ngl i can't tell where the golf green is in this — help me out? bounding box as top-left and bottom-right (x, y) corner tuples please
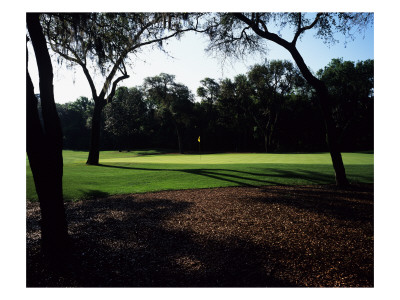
(26, 150), (373, 201)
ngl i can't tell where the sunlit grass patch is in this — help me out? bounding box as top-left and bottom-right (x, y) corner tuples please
(26, 150), (373, 201)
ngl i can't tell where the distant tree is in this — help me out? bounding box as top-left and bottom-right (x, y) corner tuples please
(197, 77), (221, 106)
(248, 60), (298, 152)
(104, 86), (148, 151)
(216, 75), (254, 151)
(196, 78), (220, 147)
(201, 12), (373, 185)
(57, 96), (94, 150)
(216, 78), (236, 136)
(233, 74), (255, 151)
(143, 73), (194, 153)
(42, 13), (195, 165)
(278, 92), (326, 152)
(26, 13), (69, 260)
(317, 58), (374, 149)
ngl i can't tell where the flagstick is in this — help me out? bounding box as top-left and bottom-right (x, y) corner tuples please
(198, 136), (201, 161)
(199, 140), (201, 161)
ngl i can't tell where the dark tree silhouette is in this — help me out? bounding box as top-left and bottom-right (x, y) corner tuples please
(103, 86), (148, 151)
(143, 73), (194, 154)
(317, 58), (374, 150)
(26, 13), (69, 259)
(42, 13), (199, 165)
(248, 60), (298, 152)
(201, 12), (373, 186)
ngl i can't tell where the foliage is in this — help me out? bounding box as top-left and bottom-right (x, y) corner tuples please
(42, 13), (201, 101)
(202, 13), (373, 59)
(56, 58), (373, 154)
(103, 87), (148, 150)
(44, 14), (189, 71)
(247, 60), (299, 152)
(40, 13), (202, 164)
(317, 59), (374, 149)
(197, 78), (220, 105)
(143, 73), (195, 153)
(56, 97), (94, 149)
(199, 12), (373, 185)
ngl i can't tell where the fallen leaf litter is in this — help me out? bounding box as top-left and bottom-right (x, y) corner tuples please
(26, 183), (373, 287)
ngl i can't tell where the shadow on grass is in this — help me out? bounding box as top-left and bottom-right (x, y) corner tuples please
(79, 189), (110, 200)
(97, 163), (336, 187)
(134, 149), (173, 156)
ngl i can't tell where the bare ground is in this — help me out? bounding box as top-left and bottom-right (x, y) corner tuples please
(26, 184), (373, 287)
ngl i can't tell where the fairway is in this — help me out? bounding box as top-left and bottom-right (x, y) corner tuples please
(26, 150), (373, 201)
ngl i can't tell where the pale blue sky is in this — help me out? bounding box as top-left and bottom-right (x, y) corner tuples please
(27, 14), (374, 104)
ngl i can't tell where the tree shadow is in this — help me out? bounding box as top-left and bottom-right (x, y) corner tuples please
(78, 189), (110, 199)
(97, 163), (338, 187)
(253, 184), (373, 222)
(134, 149), (172, 156)
(27, 195), (293, 287)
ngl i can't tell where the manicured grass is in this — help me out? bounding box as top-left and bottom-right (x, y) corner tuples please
(26, 150), (373, 201)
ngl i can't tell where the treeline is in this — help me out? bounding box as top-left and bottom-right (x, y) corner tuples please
(54, 58), (373, 153)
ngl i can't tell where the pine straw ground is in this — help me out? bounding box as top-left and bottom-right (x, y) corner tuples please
(26, 184), (373, 287)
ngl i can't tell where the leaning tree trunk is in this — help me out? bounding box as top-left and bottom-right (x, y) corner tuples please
(86, 99), (105, 165)
(288, 46), (349, 186)
(230, 13), (348, 186)
(313, 82), (349, 186)
(27, 13), (69, 259)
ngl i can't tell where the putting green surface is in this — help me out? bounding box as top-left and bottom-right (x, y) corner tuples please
(26, 150), (373, 201)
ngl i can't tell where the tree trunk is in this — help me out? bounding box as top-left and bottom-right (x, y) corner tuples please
(231, 13), (348, 185)
(263, 121), (274, 153)
(86, 100), (104, 165)
(314, 82), (349, 186)
(264, 133), (269, 153)
(175, 123), (184, 154)
(26, 13), (69, 259)
(288, 46), (349, 186)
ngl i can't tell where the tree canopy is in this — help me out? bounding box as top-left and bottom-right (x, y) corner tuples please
(55, 58), (373, 155)
(41, 13), (200, 164)
(198, 12), (373, 186)
(36, 12), (374, 184)
(143, 73), (194, 153)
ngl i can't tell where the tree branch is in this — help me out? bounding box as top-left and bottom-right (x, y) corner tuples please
(232, 13), (291, 49)
(106, 73), (130, 104)
(292, 13), (323, 46)
(100, 25), (197, 99)
(47, 37), (99, 100)
(80, 63), (99, 101)
(97, 17), (161, 100)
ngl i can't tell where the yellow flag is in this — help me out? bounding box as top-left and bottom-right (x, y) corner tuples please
(198, 136), (200, 143)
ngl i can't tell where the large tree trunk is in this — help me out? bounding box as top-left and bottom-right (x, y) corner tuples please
(313, 82), (349, 186)
(86, 100), (104, 165)
(26, 13), (69, 259)
(288, 46), (349, 186)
